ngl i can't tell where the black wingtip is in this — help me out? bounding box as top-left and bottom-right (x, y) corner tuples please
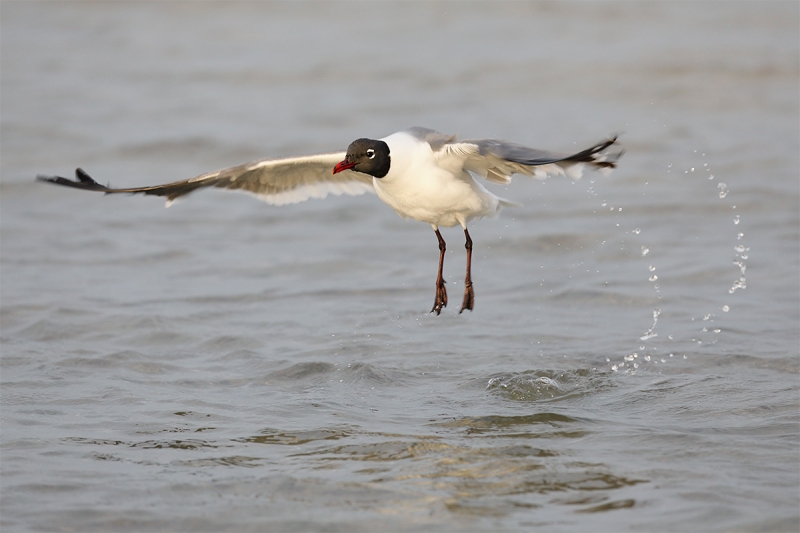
(561, 134), (625, 169)
(35, 168), (109, 192)
(75, 167), (95, 183)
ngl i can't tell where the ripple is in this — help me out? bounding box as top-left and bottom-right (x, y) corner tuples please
(296, 440), (428, 461)
(196, 335), (264, 352)
(575, 498), (636, 513)
(266, 362), (336, 381)
(15, 319), (86, 342)
(64, 437), (222, 450)
(238, 428), (350, 446)
(264, 361), (412, 387)
(338, 362), (410, 385)
(172, 455), (263, 468)
(443, 412), (577, 427)
(437, 412), (588, 439)
(56, 350), (180, 375)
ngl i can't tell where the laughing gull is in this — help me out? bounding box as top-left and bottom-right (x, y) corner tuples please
(37, 127), (622, 314)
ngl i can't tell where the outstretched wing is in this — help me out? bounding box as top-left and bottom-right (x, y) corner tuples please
(36, 152), (375, 206)
(440, 135), (623, 184)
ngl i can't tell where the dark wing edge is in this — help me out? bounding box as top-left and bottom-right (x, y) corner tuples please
(36, 168), (112, 192)
(36, 167), (220, 202)
(474, 135), (624, 170)
(455, 134), (623, 184)
(557, 135), (623, 170)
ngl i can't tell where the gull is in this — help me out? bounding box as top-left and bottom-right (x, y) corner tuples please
(37, 127), (622, 314)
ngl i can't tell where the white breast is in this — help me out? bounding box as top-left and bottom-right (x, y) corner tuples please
(373, 132), (503, 228)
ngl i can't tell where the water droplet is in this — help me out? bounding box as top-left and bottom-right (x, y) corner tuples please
(618, 207), (622, 212)
(714, 329), (721, 333)
(728, 278), (747, 293)
(601, 201), (607, 207)
(737, 232), (744, 240)
(668, 335), (674, 340)
(703, 314), (711, 321)
(734, 215), (740, 225)
(649, 265), (656, 271)
(634, 228), (641, 234)
(722, 305), (730, 312)
(644, 355), (651, 362)
(611, 364), (618, 372)
(683, 355), (687, 359)
(641, 246), (650, 256)
(708, 174), (715, 180)
(717, 182), (728, 198)
(649, 275), (658, 282)
(690, 167), (695, 172)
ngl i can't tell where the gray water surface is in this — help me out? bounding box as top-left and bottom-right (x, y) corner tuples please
(2, 2), (798, 531)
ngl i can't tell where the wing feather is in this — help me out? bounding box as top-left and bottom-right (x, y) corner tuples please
(36, 152), (375, 206)
(440, 136), (622, 184)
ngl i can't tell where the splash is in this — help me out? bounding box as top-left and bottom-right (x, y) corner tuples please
(609, 150), (750, 375)
(728, 213), (748, 294)
(640, 308), (661, 341)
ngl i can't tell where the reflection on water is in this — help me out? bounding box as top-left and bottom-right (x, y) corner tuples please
(64, 421), (647, 519)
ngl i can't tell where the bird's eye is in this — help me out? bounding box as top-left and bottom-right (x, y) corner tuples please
(366, 149), (375, 159)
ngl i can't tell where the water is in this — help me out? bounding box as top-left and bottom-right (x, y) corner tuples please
(2, 2), (798, 531)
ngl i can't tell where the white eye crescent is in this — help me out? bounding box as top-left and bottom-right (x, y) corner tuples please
(366, 149), (375, 159)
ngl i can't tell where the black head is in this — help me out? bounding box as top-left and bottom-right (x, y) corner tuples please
(332, 138), (390, 178)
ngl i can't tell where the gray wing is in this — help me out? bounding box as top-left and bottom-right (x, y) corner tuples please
(36, 152), (375, 206)
(446, 136), (622, 184)
(403, 126), (458, 152)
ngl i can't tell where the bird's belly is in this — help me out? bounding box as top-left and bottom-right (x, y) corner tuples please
(373, 174), (497, 228)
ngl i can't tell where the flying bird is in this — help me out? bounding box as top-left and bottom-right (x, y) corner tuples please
(37, 127), (622, 314)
